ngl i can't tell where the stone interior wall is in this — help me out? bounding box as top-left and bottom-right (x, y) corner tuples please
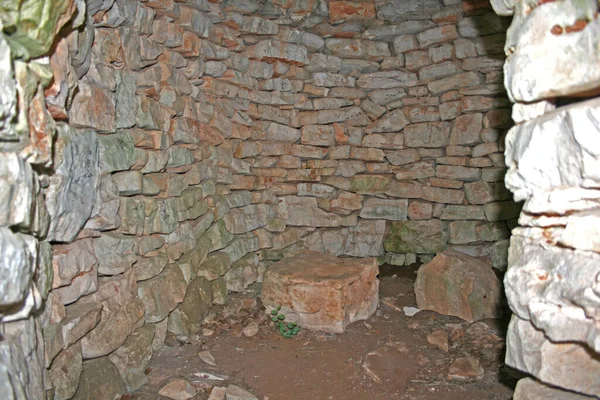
(0, 0), (518, 399)
(491, 0), (600, 398)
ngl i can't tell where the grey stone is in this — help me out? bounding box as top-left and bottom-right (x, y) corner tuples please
(0, 228), (34, 307)
(0, 153), (35, 229)
(97, 131), (136, 173)
(138, 265), (188, 323)
(325, 39), (391, 60)
(363, 20), (436, 40)
(46, 128), (100, 242)
(483, 201), (522, 221)
(108, 324), (155, 391)
(376, 0), (444, 22)
(49, 343), (83, 400)
(342, 220), (386, 257)
(512, 378), (596, 400)
(225, 254), (259, 292)
(72, 357), (126, 400)
(384, 220), (447, 254)
(357, 71), (418, 89)
(505, 98), (600, 202)
(360, 198), (408, 221)
(0, 35), (16, 140)
(112, 170), (143, 196)
(506, 316), (600, 398)
(365, 109), (408, 134)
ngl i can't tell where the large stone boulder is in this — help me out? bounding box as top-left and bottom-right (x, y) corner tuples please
(414, 249), (502, 323)
(260, 250), (379, 333)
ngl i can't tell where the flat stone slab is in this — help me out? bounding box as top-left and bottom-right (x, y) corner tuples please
(260, 251), (379, 333)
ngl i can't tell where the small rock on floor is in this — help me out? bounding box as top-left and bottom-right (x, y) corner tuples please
(158, 378), (196, 400)
(198, 350), (217, 366)
(242, 321), (259, 337)
(403, 306), (421, 316)
(226, 384), (258, 400)
(447, 357), (484, 381)
(208, 386), (227, 400)
(426, 329), (449, 353)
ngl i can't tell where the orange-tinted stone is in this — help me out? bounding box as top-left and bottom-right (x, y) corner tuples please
(261, 251), (379, 333)
(329, 1), (376, 21)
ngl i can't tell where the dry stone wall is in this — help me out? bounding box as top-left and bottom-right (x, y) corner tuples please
(491, 0), (600, 398)
(0, 0), (516, 399)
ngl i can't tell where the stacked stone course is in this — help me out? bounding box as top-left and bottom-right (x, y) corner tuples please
(491, 0), (600, 398)
(0, 0), (517, 398)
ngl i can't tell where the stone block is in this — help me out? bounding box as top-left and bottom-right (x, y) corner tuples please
(360, 198), (408, 221)
(506, 316), (600, 398)
(108, 325), (155, 392)
(72, 357), (126, 400)
(168, 277), (213, 336)
(261, 251), (379, 333)
(46, 128), (100, 242)
(415, 249), (502, 323)
(513, 378), (596, 400)
(0, 228), (34, 307)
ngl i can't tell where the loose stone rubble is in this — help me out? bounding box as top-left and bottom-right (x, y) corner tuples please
(415, 249), (502, 323)
(490, 0), (600, 397)
(0, 0), (521, 398)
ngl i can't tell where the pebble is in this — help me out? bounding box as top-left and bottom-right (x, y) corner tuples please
(198, 350), (217, 366)
(158, 378), (196, 400)
(203, 328), (215, 337)
(426, 329), (449, 353)
(242, 321), (259, 337)
(447, 357), (484, 381)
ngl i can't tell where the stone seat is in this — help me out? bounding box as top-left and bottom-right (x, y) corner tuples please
(260, 250), (379, 333)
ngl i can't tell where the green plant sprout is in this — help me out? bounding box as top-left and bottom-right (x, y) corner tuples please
(270, 305), (300, 339)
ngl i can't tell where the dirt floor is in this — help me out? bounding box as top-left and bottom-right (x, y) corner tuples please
(128, 264), (521, 400)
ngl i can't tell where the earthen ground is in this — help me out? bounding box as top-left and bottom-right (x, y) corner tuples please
(127, 265), (519, 400)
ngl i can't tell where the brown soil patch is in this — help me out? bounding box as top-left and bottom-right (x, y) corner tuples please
(128, 264), (520, 400)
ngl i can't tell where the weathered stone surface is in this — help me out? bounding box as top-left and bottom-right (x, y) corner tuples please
(278, 196), (342, 227)
(404, 122), (450, 148)
(46, 128), (100, 242)
(168, 277), (213, 336)
(224, 385), (258, 400)
(505, 98), (600, 201)
(108, 325), (155, 392)
(97, 131), (136, 173)
(48, 342), (82, 400)
(138, 265), (187, 323)
(512, 378), (596, 400)
(415, 250), (502, 323)
(225, 253), (259, 292)
(0, 228), (34, 307)
(506, 234), (600, 352)
(357, 71), (418, 89)
(503, 4), (600, 102)
(69, 82), (116, 132)
(447, 357), (484, 381)
(376, 0), (444, 22)
(0, 153), (36, 229)
(506, 316), (600, 398)
(360, 198), (408, 221)
(384, 220), (447, 254)
(224, 204), (268, 234)
(159, 379), (196, 400)
(72, 357), (126, 400)
(329, 1), (376, 21)
(245, 39), (308, 65)
(261, 251), (379, 333)
(325, 39), (391, 60)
